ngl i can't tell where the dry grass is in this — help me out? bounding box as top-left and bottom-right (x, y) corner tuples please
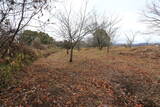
(0, 46), (160, 107)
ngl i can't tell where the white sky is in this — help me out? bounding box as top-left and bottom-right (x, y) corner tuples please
(28, 0), (160, 44)
(88, 0), (148, 43)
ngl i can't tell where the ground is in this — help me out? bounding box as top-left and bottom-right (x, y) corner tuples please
(0, 46), (160, 107)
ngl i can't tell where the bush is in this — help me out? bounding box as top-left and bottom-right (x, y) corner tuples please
(0, 43), (37, 88)
(19, 30), (55, 46)
(0, 71), (12, 88)
(0, 64), (12, 88)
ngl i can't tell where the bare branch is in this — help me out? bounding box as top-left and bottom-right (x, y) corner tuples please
(56, 1), (91, 62)
(125, 31), (138, 48)
(142, 0), (160, 34)
(0, 0), (54, 57)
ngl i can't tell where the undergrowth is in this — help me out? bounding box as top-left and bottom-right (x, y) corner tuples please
(0, 52), (36, 88)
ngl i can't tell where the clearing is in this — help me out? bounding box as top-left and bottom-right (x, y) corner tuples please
(0, 46), (160, 107)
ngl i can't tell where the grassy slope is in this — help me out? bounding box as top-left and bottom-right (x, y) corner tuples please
(0, 46), (160, 107)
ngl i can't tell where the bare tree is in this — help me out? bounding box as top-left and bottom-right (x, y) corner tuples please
(0, 0), (54, 58)
(125, 31), (138, 48)
(89, 12), (120, 52)
(63, 40), (71, 55)
(142, 0), (160, 34)
(92, 29), (110, 51)
(105, 16), (120, 45)
(56, 2), (92, 62)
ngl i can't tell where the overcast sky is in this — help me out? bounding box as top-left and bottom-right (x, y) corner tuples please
(29, 0), (160, 43)
(83, 0), (149, 43)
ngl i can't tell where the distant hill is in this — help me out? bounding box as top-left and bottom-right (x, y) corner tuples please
(113, 43), (160, 46)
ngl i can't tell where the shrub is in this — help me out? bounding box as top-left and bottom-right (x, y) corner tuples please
(0, 64), (12, 88)
(0, 43), (37, 88)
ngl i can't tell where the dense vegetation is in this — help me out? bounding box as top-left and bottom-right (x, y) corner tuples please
(19, 30), (55, 46)
(0, 29), (56, 89)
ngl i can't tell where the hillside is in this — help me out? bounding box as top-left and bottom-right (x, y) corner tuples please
(0, 46), (160, 107)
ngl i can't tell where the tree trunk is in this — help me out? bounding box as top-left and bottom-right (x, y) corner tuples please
(66, 49), (69, 55)
(69, 47), (73, 62)
(77, 45), (80, 51)
(107, 46), (110, 53)
(99, 46), (103, 50)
